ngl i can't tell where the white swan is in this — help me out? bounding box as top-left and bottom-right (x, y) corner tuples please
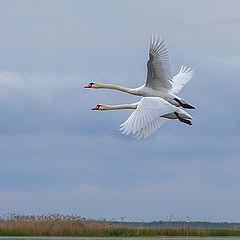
(92, 97), (193, 139)
(85, 35), (195, 109)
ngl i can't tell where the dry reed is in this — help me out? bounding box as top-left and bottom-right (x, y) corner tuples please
(1, 213), (240, 236)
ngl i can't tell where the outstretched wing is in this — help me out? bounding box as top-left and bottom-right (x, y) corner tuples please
(119, 97), (177, 139)
(171, 66), (195, 94)
(145, 35), (173, 91)
(133, 117), (167, 140)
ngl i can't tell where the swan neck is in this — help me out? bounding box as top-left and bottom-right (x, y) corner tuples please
(103, 103), (138, 110)
(99, 83), (136, 94)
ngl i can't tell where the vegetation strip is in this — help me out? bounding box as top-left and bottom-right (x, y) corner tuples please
(0, 214), (240, 237)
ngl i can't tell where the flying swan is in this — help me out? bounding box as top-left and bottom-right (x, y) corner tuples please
(85, 35), (195, 109)
(92, 97), (193, 139)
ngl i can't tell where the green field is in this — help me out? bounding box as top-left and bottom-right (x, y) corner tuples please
(1, 214), (240, 237)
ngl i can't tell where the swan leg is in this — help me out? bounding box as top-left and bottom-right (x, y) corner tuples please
(174, 112), (192, 125)
(174, 98), (195, 109)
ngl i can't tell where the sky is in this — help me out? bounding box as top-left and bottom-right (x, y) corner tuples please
(0, 0), (239, 222)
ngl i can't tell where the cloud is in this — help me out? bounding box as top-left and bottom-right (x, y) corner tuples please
(1, 179), (240, 222)
(0, 71), (106, 135)
(0, 0), (239, 222)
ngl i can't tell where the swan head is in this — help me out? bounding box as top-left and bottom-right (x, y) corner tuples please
(84, 82), (101, 88)
(91, 104), (107, 110)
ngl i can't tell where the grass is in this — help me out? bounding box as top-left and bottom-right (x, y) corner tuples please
(0, 213), (240, 237)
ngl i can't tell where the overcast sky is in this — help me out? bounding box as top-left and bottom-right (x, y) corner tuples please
(0, 0), (239, 222)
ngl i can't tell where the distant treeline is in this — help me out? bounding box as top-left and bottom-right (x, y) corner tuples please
(109, 220), (240, 228)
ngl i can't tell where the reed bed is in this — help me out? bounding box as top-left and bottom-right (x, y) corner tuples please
(1, 213), (240, 236)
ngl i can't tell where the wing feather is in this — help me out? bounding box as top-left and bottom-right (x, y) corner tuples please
(133, 117), (167, 140)
(120, 97), (177, 139)
(145, 35), (173, 91)
(171, 66), (195, 94)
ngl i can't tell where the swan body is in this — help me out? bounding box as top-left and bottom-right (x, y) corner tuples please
(85, 36), (195, 109)
(92, 97), (193, 139)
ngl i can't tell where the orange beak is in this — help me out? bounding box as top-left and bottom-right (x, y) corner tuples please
(84, 83), (92, 88)
(91, 106), (99, 110)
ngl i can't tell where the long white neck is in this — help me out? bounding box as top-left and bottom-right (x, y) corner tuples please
(101, 103), (138, 110)
(97, 83), (139, 95)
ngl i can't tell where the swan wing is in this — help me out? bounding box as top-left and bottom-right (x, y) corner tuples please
(145, 35), (173, 91)
(133, 117), (167, 140)
(119, 97), (177, 139)
(171, 66), (195, 94)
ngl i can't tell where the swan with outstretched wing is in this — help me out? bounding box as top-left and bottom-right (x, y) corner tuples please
(85, 35), (195, 109)
(92, 97), (193, 139)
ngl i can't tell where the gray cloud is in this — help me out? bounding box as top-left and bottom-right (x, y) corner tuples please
(0, 0), (239, 221)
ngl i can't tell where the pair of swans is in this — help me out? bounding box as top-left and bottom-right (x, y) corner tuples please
(86, 36), (195, 139)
